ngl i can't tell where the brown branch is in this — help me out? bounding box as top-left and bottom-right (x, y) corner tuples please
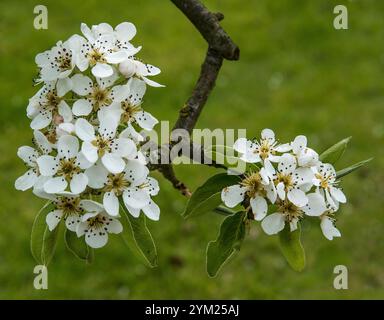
(158, 0), (240, 195)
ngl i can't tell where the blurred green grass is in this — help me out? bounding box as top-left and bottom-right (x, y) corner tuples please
(0, 0), (383, 299)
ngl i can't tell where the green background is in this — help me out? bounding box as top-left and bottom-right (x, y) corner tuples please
(0, 0), (383, 299)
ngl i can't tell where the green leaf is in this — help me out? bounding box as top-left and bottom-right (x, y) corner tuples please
(119, 201), (158, 268)
(206, 211), (246, 277)
(30, 201), (61, 266)
(336, 158), (373, 179)
(183, 173), (241, 219)
(319, 137), (351, 164)
(278, 223), (305, 272)
(64, 229), (93, 264)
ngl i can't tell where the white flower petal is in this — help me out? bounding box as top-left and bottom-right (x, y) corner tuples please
(17, 146), (39, 166)
(221, 185), (245, 208)
(75, 118), (96, 142)
(71, 74), (93, 96)
(72, 99), (92, 116)
(85, 162), (108, 188)
(65, 214), (81, 232)
(31, 112), (52, 130)
(261, 213), (285, 235)
(15, 169), (38, 191)
(44, 176), (68, 194)
(56, 77), (72, 96)
(287, 188), (308, 207)
(81, 142), (98, 163)
(85, 229), (108, 248)
(57, 135), (79, 159)
(105, 51), (127, 64)
(134, 111), (158, 130)
(320, 217), (341, 240)
(276, 182), (286, 200)
(102, 153), (125, 174)
(278, 153), (296, 175)
(261, 128), (275, 142)
(291, 135), (307, 154)
(142, 76), (164, 88)
(275, 143), (291, 152)
(33, 130), (52, 154)
(80, 200), (104, 214)
(46, 209), (64, 231)
(70, 173), (88, 194)
(123, 187), (150, 209)
(103, 192), (119, 216)
(124, 159), (149, 185)
(113, 138), (136, 158)
(37, 155), (59, 176)
(303, 192), (327, 216)
(330, 186), (346, 203)
(92, 62), (113, 78)
(115, 22), (137, 41)
(250, 195), (268, 221)
(105, 218), (123, 234)
(143, 200), (160, 221)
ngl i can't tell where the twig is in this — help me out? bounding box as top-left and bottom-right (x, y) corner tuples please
(157, 0), (240, 196)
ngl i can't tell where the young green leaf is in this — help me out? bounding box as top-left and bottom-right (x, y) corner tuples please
(278, 223), (305, 272)
(120, 201), (158, 268)
(30, 201), (60, 266)
(183, 173), (241, 219)
(206, 211), (246, 277)
(64, 229), (93, 264)
(336, 158), (373, 179)
(319, 137), (351, 164)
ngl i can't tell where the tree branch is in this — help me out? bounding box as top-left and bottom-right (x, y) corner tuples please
(157, 0), (240, 195)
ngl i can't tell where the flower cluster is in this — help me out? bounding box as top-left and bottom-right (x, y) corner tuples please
(15, 22), (162, 249)
(221, 129), (347, 240)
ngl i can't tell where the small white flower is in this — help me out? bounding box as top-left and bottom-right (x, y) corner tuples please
(271, 153), (314, 207)
(233, 128), (291, 165)
(312, 163), (346, 209)
(75, 112), (137, 174)
(119, 58), (164, 87)
(261, 193), (326, 235)
(15, 130), (52, 191)
(70, 72), (128, 116)
(221, 169), (272, 221)
(76, 200), (123, 248)
(75, 23), (129, 78)
(35, 38), (78, 82)
(36, 135), (92, 194)
(108, 78), (159, 130)
(320, 214), (341, 241)
(291, 135), (319, 168)
(46, 194), (84, 232)
(27, 80), (73, 130)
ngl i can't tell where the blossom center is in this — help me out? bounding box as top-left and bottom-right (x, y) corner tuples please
(57, 158), (81, 179)
(104, 173), (130, 195)
(241, 172), (264, 198)
(276, 172), (293, 189)
(92, 136), (111, 156)
(90, 86), (112, 110)
(56, 197), (82, 216)
(278, 200), (302, 222)
(121, 101), (141, 123)
(315, 173), (330, 189)
(88, 48), (106, 66)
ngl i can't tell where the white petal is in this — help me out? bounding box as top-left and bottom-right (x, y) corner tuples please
(70, 173), (88, 194)
(240, 151), (261, 164)
(134, 111), (158, 130)
(92, 63), (113, 78)
(144, 177), (160, 196)
(221, 185), (245, 208)
(113, 138), (136, 158)
(115, 22), (137, 41)
(320, 217), (341, 240)
(287, 188), (308, 207)
(278, 153), (296, 175)
(233, 137), (249, 154)
(85, 230), (108, 248)
(102, 153), (125, 174)
(302, 192), (327, 216)
(56, 77), (72, 96)
(80, 22), (96, 42)
(75, 118), (96, 142)
(76, 152), (93, 170)
(105, 218), (123, 234)
(34, 130), (52, 154)
(276, 182), (286, 200)
(291, 135), (307, 154)
(99, 114), (118, 138)
(65, 214), (81, 232)
(58, 123), (75, 135)
(142, 76), (164, 88)
(275, 143), (291, 152)
(44, 177), (68, 194)
(85, 162), (108, 188)
(57, 135), (79, 159)
(266, 182), (277, 203)
(105, 51), (127, 64)
(124, 204), (140, 218)
(46, 210), (64, 231)
(330, 186), (346, 203)
(103, 192), (119, 216)
(290, 218), (299, 232)
(31, 112), (52, 130)
(261, 128), (275, 142)
(81, 142), (98, 163)
(123, 187), (150, 209)
(15, 169), (38, 191)
(124, 159), (149, 185)
(17, 146), (39, 166)
(127, 77), (146, 105)
(293, 167), (314, 185)
(143, 200), (160, 221)
(80, 200), (104, 214)
(71, 74), (93, 96)
(72, 99), (92, 116)
(261, 213), (285, 235)
(250, 195), (268, 221)
(37, 155), (59, 176)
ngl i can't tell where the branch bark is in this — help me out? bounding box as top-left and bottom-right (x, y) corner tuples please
(158, 0), (240, 195)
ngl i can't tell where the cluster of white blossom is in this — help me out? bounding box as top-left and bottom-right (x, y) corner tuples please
(15, 22), (162, 249)
(221, 129), (347, 240)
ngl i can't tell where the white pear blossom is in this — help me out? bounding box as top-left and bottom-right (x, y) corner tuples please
(15, 130), (52, 191)
(312, 163), (346, 209)
(76, 200), (123, 248)
(233, 128), (291, 165)
(291, 135), (319, 168)
(37, 135), (92, 194)
(261, 193), (326, 235)
(27, 80), (73, 130)
(75, 112), (136, 174)
(70, 73), (128, 116)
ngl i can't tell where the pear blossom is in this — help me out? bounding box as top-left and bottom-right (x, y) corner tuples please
(233, 128), (291, 165)
(27, 80), (73, 130)
(75, 112), (137, 174)
(312, 163), (346, 209)
(15, 130), (52, 191)
(76, 200), (123, 248)
(291, 135), (319, 168)
(36, 135), (92, 194)
(261, 193), (326, 235)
